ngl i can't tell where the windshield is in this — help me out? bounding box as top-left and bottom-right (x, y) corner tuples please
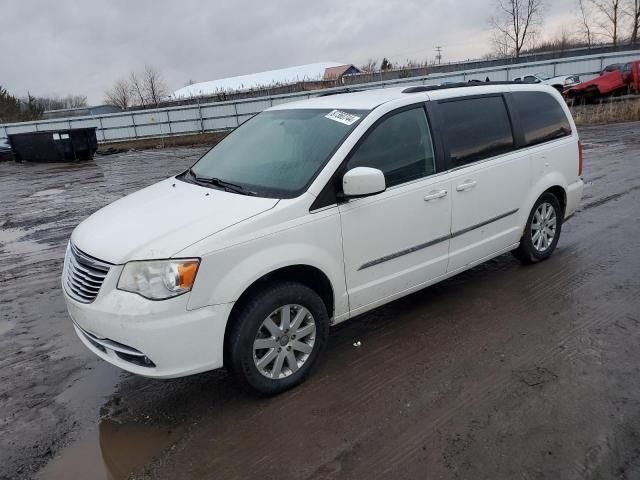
(535, 73), (551, 80)
(187, 108), (367, 198)
(603, 64), (622, 72)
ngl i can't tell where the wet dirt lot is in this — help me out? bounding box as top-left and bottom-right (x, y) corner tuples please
(1, 122), (640, 480)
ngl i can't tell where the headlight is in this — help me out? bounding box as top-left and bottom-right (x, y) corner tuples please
(117, 259), (200, 300)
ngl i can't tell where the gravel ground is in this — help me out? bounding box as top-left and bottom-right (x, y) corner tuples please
(1, 123), (640, 479)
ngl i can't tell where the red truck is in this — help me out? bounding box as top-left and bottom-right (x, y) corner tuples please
(564, 60), (640, 102)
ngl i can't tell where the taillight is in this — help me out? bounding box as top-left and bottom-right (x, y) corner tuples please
(578, 140), (583, 176)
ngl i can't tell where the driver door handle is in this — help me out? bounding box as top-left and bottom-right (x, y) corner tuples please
(456, 180), (477, 192)
(424, 189), (448, 201)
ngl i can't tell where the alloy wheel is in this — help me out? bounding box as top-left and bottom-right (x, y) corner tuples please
(531, 202), (557, 252)
(253, 304), (316, 379)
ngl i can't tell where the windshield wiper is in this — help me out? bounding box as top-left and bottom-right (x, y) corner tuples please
(186, 169), (256, 196)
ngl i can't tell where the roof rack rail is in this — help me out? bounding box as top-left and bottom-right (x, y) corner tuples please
(317, 87), (366, 97)
(402, 80), (521, 94)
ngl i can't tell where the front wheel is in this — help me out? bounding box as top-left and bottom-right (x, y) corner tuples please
(513, 192), (563, 264)
(226, 282), (329, 395)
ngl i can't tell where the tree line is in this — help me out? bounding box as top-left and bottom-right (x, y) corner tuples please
(34, 94), (87, 112)
(0, 87), (43, 123)
(491, 0), (639, 59)
(102, 3), (640, 104)
(4, 1), (640, 119)
(360, 0), (640, 71)
(0, 87), (88, 123)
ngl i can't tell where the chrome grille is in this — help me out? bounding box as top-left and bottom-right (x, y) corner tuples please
(63, 243), (112, 303)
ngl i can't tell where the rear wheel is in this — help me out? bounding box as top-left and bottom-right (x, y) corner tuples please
(226, 282), (329, 395)
(513, 192), (562, 264)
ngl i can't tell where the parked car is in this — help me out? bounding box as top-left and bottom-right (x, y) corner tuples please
(564, 60), (640, 102)
(512, 72), (581, 91)
(0, 139), (13, 162)
(601, 63), (624, 75)
(620, 61), (640, 90)
(63, 84), (584, 395)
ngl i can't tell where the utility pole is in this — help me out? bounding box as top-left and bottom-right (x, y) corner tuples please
(435, 46), (442, 65)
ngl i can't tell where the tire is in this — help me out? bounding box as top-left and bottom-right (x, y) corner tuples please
(226, 281), (329, 396)
(512, 192), (563, 264)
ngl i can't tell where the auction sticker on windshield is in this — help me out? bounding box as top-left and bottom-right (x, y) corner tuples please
(325, 110), (361, 126)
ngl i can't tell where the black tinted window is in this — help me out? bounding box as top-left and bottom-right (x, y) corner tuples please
(347, 107), (436, 187)
(512, 91), (571, 147)
(438, 96), (514, 167)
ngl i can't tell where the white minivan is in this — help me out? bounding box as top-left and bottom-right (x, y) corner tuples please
(63, 83), (584, 394)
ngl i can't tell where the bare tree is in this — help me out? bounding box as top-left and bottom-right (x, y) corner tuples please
(490, 0), (544, 58)
(143, 64), (167, 106)
(555, 26), (576, 51)
(577, 0), (596, 47)
(104, 79), (131, 110)
(65, 95), (88, 108)
(626, 0), (640, 44)
(360, 59), (378, 73)
(380, 57), (393, 70)
(491, 30), (515, 58)
(31, 94), (88, 111)
(590, 0), (622, 45)
(129, 71), (147, 107)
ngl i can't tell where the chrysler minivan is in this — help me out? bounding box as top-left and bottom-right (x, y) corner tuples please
(63, 83), (583, 394)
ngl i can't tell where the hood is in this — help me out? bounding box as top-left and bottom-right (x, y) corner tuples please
(71, 177), (279, 264)
(547, 75), (570, 83)
(568, 70), (623, 92)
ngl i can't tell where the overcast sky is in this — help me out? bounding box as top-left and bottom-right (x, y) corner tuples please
(3, 0), (575, 104)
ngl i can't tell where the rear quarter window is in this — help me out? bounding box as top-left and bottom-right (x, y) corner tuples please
(512, 91), (572, 147)
(438, 95), (514, 167)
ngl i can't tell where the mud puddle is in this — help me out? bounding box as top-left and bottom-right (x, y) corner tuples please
(38, 365), (182, 480)
(37, 421), (180, 480)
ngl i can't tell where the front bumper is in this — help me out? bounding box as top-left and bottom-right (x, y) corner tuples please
(63, 267), (232, 378)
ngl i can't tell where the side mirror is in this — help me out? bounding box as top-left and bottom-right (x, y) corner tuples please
(342, 167), (386, 198)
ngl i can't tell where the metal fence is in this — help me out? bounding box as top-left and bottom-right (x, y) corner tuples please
(341, 43), (640, 85)
(1, 49), (638, 144)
